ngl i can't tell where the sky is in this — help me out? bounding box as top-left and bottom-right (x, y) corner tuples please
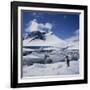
(21, 10), (79, 40)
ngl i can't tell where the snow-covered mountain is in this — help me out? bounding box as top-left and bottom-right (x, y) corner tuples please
(23, 31), (66, 48)
(22, 30), (79, 66)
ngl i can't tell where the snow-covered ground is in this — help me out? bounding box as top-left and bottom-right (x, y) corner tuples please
(22, 60), (79, 77)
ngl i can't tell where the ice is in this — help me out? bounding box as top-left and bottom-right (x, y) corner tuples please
(23, 60), (79, 77)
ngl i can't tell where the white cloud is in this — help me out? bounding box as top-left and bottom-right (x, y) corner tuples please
(74, 29), (79, 35)
(66, 36), (79, 42)
(26, 19), (39, 32)
(38, 23), (45, 30)
(65, 30), (79, 49)
(65, 30), (79, 42)
(25, 19), (52, 32)
(45, 23), (52, 30)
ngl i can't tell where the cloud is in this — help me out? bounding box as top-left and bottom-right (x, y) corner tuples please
(25, 19), (52, 32)
(26, 19), (38, 32)
(65, 30), (79, 42)
(66, 36), (79, 42)
(65, 30), (79, 49)
(45, 23), (52, 30)
(74, 29), (79, 36)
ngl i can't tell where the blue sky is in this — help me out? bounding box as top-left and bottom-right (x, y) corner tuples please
(22, 10), (79, 40)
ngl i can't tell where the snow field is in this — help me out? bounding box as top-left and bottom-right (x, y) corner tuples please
(23, 60), (79, 77)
